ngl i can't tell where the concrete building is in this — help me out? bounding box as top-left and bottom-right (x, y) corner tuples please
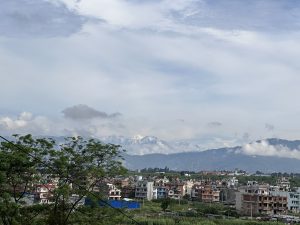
(277, 177), (290, 191)
(271, 187), (300, 213)
(200, 185), (220, 203)
(191, 184), (203, 200)
(35, 183), (56, 204)
(121, 185), (135, 199)
(135, 180), (154, 200)
(220, 188), (237, 205)
(227, 177), (239, 188)
(288, 188), (300, 212)
(153, 186), (168, 199)
(236, 185), (288, 216)
(107, 183), (122, 200)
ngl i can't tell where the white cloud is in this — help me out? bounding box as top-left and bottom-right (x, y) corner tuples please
(0, 112), (51, 134)
(241, 140), (300, 160)
(0, 0), (89, 38)
(1, 0), (300, 143)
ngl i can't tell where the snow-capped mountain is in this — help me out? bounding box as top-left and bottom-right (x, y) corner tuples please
(99, 135), (174, 155)
(99, 135), (245, 155)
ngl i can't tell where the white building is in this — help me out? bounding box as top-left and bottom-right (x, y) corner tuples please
(135, 181), (154, 200)
(107, 183), (122, 200)
(35, 183), (56, 204)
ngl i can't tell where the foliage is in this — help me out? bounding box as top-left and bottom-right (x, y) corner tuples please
(160, 198), (171, 212)
(0, 134), (127, 225)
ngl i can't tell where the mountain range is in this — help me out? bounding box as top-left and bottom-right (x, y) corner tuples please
(120, 138), (300, 173)
(99, 135), (239, 155)
(4, 135), (300, 172)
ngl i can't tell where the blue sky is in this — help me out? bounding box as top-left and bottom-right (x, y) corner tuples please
(0, 0), (300, 150)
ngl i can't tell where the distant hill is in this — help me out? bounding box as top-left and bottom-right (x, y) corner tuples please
(3, 135), (300, 172)
(123, 138), (300, 173)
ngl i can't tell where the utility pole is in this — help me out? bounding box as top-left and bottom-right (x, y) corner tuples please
(250, 202), (253, 220)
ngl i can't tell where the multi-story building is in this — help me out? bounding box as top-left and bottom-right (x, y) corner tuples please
(288, 189), (300, 212)
(191, 184), (203, 200)
(277, 177), (290, 191)
(184, 180), (194, 197)
(135, 181), (154, 200)
(200, 185), (220, 203)
(35, 183), (56, 204)
(107, 183), (122, 200)
(121, 185), (135, 199)
(227, 177), (239, 188)
(165, 182), (185, 199)
(271, 187), (300, 213)
(153, 186), (168, 199)
(219, 188), (237, 205)
(236, 185), (288, 216)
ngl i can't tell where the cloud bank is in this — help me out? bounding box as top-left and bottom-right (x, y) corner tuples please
(0, 112), (51, 135)
(241, 140), (300, 160)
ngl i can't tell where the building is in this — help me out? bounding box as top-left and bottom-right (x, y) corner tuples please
(135, 181), (154, 200)
(277, 177), (290, 191)
(236, 185), (288, 216)
(121, 186), (135, 199)
(165, 182), (185, 199)
(227, 177), (239, 188)
(153, 186), (168, 199)
(200, 185), (220, 203)
(288, 190), (300, 212)
(191, 184), (203, 200)
(107, 183), (122, 200)
(35, 183), (56, 204)
(271, 187), (300, 213)
(219, 188), (237, 205)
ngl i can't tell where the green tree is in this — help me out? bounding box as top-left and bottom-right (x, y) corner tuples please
(0, 134), (127, 225)
(161, 198), (171, 212)
(45, 136), (127, 225)
(0, 134), (53, 225)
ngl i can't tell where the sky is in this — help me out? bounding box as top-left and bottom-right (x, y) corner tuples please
(1, 0), (300, 149)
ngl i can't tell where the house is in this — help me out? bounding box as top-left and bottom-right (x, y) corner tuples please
(200, 185), (220, 203)
(153, 186), (168, 199)
(121, 185), (135, 199)
(35, 183), (56, 204)
(135, 180), (154, 200)
(107, 183), (122, 200)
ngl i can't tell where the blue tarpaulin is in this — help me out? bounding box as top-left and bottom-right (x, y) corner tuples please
(85, 199), (140, 209)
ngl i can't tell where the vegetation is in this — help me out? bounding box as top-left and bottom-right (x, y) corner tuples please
(0, 134), (127, 225)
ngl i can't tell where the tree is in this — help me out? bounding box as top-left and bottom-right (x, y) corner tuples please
(45, 136), (127, 225)
(160, 198), (171, 212)
(0, 134), (127, 225)
(0, 134), (53, 225)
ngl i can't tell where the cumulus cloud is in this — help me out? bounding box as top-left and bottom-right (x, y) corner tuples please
(0, 110), (126, 138)
(241, 140), (300, 160)
(0, 112), (51, 135)
(62, 104), (121, 120)
(0, 0), (89, 38)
